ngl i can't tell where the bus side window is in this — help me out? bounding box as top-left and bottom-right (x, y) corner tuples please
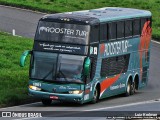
(117, 21), (125, 39)
(100, 58), (109, 77)
(140, 18), (147, 34)
(90, 25), (99, 44)
(100, 23), (108, 42)
(108, 22), (116, 40)
(148, 17), (152, 27)
(90, 57), (97, 80)
(100, 54), (130, 77)
(133, 19), (140, 36)
(146, 17), (152, 27)
(125, 20), (133, 38)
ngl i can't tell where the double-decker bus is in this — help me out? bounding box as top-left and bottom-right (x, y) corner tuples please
(20, 7), (152, 105)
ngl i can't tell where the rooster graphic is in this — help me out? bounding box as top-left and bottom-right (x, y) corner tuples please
(139, 21), (152, 80)
(39, 26), (48, 34)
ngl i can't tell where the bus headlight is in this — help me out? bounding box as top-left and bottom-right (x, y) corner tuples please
(69, 90), (83, 94)
(29, 85), (41, 91)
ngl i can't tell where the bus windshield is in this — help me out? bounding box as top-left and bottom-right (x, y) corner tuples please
(35, 21), (90, 45)
(30, 52), (85, 83)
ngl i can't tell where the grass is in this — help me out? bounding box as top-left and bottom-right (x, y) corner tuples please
(0, 32), (34, 107)
(0, 0), (160, 40)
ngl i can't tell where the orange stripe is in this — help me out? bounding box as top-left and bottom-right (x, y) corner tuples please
(100, 44), (105, 54)
(100, 74), (121, 94)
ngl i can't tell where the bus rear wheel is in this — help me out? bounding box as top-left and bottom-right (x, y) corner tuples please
(125, 80), (132, 96)
(131, 82), (135, 95)
(42, 99), (52, 105)
(91, 87), (99, 104)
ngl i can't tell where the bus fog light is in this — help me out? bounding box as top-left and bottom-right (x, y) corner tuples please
(29, 85), (41, 91)
(69, 90), (83, 94)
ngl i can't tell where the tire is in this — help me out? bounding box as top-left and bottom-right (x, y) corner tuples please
(125, 80), (131, 96)
(42, 99), (52, 106)
(134, 77), (139, 93)
(131, 82), (135, 95)
(91, 87), (99, 104)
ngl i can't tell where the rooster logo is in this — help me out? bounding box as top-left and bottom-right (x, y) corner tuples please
(39, 26), (48, 34)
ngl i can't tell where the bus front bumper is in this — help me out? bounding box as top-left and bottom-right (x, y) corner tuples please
(28, 88), (84, 103)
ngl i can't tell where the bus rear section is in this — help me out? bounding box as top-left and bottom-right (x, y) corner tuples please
(98, 16), (152, 99)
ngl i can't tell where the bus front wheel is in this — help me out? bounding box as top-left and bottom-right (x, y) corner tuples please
(41, 99), (52, 105)
(91, 87), (99, 104)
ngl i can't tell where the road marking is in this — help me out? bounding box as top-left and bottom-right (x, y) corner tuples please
(151, 40), (160, 45)
(0, 5), (46, 15)
(0, 102), (41, 110)
(84, 99), (160, 111)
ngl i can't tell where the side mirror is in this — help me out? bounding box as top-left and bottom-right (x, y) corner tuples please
(20, 50), (31, 67)
(84, 57), (91, 76)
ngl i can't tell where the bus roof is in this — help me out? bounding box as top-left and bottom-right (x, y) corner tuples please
(41, 7), (151, 24)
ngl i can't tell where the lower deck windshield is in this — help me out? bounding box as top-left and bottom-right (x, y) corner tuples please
(30, 52), (85, 83)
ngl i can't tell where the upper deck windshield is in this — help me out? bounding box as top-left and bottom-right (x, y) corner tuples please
(35, 21), (90, 45)
(30, 52), (85, 83)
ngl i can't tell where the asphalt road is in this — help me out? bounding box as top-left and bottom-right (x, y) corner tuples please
(0, 5), (44, 38)
(0, 5), (160, 119)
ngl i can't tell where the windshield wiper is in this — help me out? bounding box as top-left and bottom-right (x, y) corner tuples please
(42, 65), (55, 80)
(56, 62), (69, 82)
(56, 70), (68, 82)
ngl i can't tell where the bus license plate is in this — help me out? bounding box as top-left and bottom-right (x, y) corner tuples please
(50, 96), (58, 100)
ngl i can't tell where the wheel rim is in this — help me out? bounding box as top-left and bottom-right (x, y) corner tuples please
(94, 89), (98, 100)
(127, 82), (130, 94)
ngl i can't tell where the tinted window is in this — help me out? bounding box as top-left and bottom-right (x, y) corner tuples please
(90, 57), (97, 80)
(108, 22), (116, 40)
(147, 17), (152, 27)
(31, 52), (85, 83)
(125, 20), (133, 37)
(141, 18), (147, 31)
(133, 19), (140, 35)
(100, 23), (107, 41)
(90, 25), (99, 43)
(56, 54), (85, 81)
(31, 52), (58, 80)
(117, 21), (125, 38)
(101, 54), (130, 77)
